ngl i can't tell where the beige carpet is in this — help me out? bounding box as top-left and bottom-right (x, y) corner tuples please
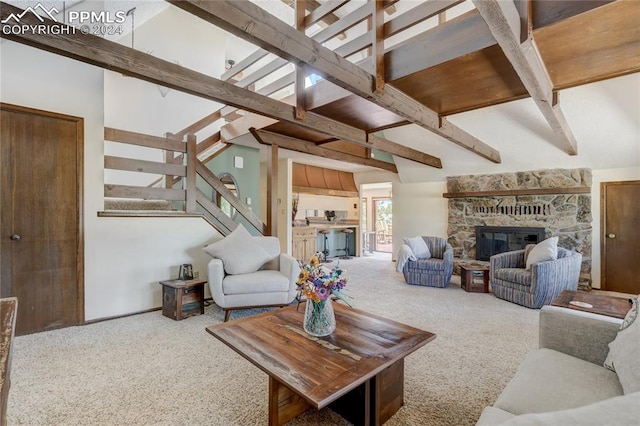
(8, 254), (539, 425)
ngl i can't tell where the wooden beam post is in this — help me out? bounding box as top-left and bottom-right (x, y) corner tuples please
(295, 0), (307, 121)
(167, 0), (501, 164)
(185, 134), (197, 213)
(473, 0), (578, 155)
(265, 141), (279, 238)
(253, 129), (399, 173)
(373, 0), (385, 94)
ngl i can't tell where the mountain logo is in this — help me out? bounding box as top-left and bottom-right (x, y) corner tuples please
(1, 3), (59, 24)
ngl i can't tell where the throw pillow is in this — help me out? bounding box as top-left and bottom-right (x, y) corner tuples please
(203, 224), (272, 275)
(525, 236), (558, 270)
(403, 236), (431, 259)
(603, 297), (640, 394)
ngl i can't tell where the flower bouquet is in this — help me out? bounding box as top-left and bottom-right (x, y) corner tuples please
(297, 254), (351, 336)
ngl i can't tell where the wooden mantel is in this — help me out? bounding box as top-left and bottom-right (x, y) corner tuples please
(442, 187), (591, 198)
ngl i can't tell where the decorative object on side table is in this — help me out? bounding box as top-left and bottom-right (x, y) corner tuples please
(297, 254), (351, 336)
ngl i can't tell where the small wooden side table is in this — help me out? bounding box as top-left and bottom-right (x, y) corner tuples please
(551, 290), (632, 319)
(159, 279), (207, 321)
(460, 262), (490, 293)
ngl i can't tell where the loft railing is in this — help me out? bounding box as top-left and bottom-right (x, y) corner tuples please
(103, 127), (266, 236)
(219, 0), (468, 117)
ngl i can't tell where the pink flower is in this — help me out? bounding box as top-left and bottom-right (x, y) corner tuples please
(316, 286), (330, 300)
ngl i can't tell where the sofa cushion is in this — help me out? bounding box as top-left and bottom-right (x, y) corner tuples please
(604, 297), (640, 394)
(406, 258), (447, 271)
(498, 392), (640, 426)
(494, 348), (623, 415)
(525, 236), (558, 270)
(223, 270), (289, 295)
(403, 236), (431, 259)
(493, 268), (532, 286)
(203, 224), (272, 275)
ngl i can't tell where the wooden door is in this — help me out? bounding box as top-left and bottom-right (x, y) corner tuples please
(601, 180), (640, 294)
(0, 104), (84, 335)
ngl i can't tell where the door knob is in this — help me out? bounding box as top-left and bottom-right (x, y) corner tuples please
(607, 233), (616, 239)
(10, 234), (21, 241)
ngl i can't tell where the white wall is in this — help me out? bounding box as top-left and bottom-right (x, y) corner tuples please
(391, 181), (449, 261)
(104, 5), (226, 187)
(1, 22), (224, 321)
(590, 167), (640, 289)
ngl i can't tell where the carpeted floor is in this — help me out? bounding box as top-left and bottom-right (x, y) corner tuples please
(7, 254), (539, 425)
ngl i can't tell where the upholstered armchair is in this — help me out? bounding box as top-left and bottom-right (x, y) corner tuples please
(204, 226), (300, 321)
(490, 245), (582, 309)
(400, 236), (454, 288)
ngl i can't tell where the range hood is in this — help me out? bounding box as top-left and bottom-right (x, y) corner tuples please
(292, 163), (358, 197)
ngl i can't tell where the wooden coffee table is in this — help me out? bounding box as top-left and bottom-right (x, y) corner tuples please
(551, 290), (632, 319)
(206, 302), (436, 425)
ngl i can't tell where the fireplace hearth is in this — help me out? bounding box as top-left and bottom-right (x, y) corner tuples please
(475, 226), (545, 261)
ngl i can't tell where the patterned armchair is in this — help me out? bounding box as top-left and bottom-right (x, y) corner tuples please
(490, 245), (582, 308)
(401, 236), (454, 288)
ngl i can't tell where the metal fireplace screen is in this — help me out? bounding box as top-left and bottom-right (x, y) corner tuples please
(475, 226), (546, 261)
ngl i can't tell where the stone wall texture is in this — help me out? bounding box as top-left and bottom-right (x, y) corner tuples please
(447, 168), (592, 286)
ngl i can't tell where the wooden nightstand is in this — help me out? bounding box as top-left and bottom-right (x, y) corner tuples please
(159, 279), (207, 321)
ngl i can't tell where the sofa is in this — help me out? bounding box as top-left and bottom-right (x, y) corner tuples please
(476, 304), (640, 425)
(398, 236), (454, 288)
(490, 245), (582, 308)
(204, 225), (300, 321)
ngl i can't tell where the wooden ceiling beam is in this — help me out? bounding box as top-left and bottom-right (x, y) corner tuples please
(168, 0), (501, 164)
(281, 0), (346, 39)
(473, 0), (578, 155)
(251, 129), (398, 173)
(303, 0), (349, 28)
(0, 2), (442, 168)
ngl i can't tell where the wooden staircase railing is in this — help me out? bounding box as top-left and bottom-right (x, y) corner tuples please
(103, 127), (266, 237)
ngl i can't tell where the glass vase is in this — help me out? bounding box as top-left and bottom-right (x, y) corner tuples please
(303, 299), (336, 337)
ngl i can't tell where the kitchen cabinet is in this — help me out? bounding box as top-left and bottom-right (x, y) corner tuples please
(292, 227), (318, 261)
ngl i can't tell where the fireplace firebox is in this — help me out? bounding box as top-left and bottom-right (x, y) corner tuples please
(475, 226), (545, 261)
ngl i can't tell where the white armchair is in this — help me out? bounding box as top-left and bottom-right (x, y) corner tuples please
(206, 235), (300, 321)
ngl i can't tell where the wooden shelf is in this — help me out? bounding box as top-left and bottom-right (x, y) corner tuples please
(442, 187), (591, 198)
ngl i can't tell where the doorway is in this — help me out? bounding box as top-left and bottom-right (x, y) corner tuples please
(1, 104), (84, 335)
(373, 198), (393, 253)
(600, 180), (640, 294)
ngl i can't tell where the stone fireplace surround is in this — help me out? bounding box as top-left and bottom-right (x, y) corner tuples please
(446, 168), (592, 287)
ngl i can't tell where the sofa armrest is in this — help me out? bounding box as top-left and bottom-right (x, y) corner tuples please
(539, 305), (622, 365)
(279, 253), (301, 301)
(207, 258), (226, 307)
(442, 243), (454, 264)
(530, 252), (582, 294)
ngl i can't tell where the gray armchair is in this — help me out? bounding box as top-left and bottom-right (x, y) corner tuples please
(207, 236), (300, 321)
(490, 245), (582, 308)
(401, 236), (454, 288)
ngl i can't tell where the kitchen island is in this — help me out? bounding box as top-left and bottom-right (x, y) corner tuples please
(292, 224), (359, 261)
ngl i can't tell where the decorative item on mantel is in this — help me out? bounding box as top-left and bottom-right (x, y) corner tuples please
(297, 254), (351, 337)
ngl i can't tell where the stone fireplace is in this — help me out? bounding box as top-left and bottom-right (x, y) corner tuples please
(446, 168), (592, 287)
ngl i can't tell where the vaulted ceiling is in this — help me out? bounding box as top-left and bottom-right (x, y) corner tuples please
(1, 0), (638, 176)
